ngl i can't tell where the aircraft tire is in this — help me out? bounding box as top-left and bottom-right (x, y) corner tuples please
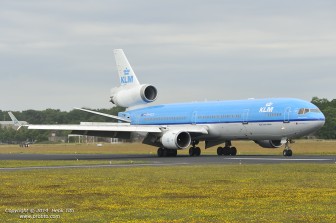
(223, 147), (230, 156)
(217, 147), (223, 156)
(283, 149), (293, 157)
(189, 147), (195, 156)
(195, 147), (201, 156)
(169, 149), (177, 157)
(230, 147), (237, 156)
(157, 148), (164, 157)
(163, 149), (169, 157)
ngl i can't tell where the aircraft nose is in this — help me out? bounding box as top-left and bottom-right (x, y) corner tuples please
(313, 113), (325, 130)
(316, 119), (325, 129)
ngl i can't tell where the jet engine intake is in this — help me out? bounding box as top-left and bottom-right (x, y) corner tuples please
(110, 84), (157, 107)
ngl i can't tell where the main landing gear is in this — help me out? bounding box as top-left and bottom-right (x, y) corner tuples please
(189, 140), (201, 156)
(157, 148), (177, 157)
(217, 141), (237, 156)
(283, 139), (293, 157)
(189, 147), (201, 156)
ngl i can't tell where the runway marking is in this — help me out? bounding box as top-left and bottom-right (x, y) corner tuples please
(226, 157), (333, 161)
(0, 162), (190, 171)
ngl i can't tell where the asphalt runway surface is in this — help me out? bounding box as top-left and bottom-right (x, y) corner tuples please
(0, 154), (335, 171)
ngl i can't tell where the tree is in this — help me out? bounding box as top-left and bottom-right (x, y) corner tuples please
(311, 97), (336, 139)
(1, 107), (126, 143)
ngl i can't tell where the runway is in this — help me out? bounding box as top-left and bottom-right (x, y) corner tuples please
(0, 154), (335, 171)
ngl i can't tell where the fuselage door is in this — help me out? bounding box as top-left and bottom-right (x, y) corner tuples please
(192, 111), (197, 125)
(243, 109), (249, 125)
(284, 107), (291, 123)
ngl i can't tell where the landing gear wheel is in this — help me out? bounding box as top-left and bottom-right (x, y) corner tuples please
(163, 149), (169, 157)
(169, 149), (178, 157)
(230, 147), (237, 156)
(189, 147), (195, 156)
(195, 147), (201, 156)
(189, 147), (201, 156)
(157, 148), (164, 157)
(283, 139), (293, 157)
(158, 148), (178, 157)
(217, 146), (237, 156)
(283, 149), (292, 157)
(217, 147), (223, 156)
(223, 147), (230, 156)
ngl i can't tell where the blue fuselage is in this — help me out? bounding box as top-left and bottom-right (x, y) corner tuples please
(120, 98), (325, 127)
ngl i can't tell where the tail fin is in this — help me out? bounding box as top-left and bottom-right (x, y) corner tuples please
(113, 49), (140, 86)
(8, 112), (23, 130)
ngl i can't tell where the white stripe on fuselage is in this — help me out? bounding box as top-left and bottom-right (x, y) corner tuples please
(194, 120), (324, 140)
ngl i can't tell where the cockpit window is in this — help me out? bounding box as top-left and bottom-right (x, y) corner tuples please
(310, 108), (321, 113)
(298, 108), (304, 114)
(298, 108), (321, 114)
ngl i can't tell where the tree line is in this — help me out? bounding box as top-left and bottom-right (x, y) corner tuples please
(0, 107), (124, 143)
(311, 97), (336, 139)
(0, 97), (335, 144)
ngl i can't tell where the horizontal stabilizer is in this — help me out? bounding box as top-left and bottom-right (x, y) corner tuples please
(74, 108), (131, 123)
(8, 112), (23, 130)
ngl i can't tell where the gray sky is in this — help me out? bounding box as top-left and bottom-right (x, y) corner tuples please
(1, 0), (335, 111)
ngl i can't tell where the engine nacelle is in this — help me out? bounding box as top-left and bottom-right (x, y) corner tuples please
(255, 140), (284, 148)
(110, 84), (158, 107)
(160, 131), (191, 150)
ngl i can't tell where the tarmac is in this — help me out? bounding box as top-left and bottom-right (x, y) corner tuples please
(0, 154), (335, 171)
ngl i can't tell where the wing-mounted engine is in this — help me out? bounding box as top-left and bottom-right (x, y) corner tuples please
(255, 140), (285, 148)
(110, 84), (158, 108)
(160, 131), (191, 150)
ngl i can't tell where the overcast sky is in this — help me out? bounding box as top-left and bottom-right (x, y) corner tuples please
(1, 0), (335, 111)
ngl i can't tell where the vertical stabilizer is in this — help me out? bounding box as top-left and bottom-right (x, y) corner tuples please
(114, 49), (140, 86)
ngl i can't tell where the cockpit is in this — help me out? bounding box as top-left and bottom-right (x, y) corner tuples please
(298, 108), (322, 115)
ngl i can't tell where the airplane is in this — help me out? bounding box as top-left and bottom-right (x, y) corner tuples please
(9, 49), (326, 157)
(19, 140), (36, 148)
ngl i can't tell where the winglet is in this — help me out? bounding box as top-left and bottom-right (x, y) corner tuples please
(8, 112), (23, 130)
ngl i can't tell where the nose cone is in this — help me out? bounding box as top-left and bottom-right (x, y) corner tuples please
(313, 112), (325, 131)
(315, 119), (325, 130)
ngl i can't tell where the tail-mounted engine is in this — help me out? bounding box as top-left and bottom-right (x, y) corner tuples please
(110, 84), (158, 108)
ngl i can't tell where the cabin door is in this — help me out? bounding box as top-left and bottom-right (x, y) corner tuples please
(242, 109), (249, 124)
(192, 111), (197, 125)
(284, 107), (291, 123)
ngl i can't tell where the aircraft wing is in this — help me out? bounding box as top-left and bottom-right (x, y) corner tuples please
(26, 123), (208, 134)
(8, 112), (208, 140)
(26, 123), (208, 140)
(27, 123), (162, 133)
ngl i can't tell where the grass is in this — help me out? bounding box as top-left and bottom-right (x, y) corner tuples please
(0, 164), (335, 222)
(0, 140), (336, 155)
(0, 141), (335, 222)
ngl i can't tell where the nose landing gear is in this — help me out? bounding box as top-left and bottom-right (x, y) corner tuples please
(283, 139), (293, 157)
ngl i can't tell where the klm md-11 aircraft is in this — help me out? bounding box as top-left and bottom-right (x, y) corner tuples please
(9, 49), (325, 157)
